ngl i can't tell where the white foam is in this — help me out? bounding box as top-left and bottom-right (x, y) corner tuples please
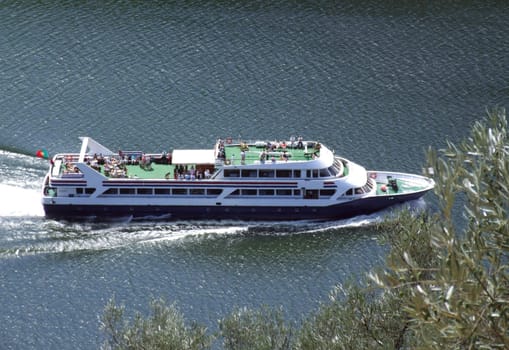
(0, 184), (44, 217)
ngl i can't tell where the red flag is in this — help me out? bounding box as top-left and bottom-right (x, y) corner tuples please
(36, 149), (49, 159)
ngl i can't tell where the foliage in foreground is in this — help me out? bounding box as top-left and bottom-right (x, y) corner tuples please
(100, 109), (509, 349)
(219, 305), (292, 350)
(100, 298), (212, 350)
(368, 108), (509, 349)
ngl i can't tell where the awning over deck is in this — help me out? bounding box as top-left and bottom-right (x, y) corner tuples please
(171, 149), (216, 164)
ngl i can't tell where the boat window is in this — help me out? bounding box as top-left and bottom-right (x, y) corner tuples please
(207, 189), (223, 196)
(320, 189), (336, 197)
(241, 189), (257, 196)
(229, 189), (240, 196)
(276, 170), (292, 178)
(304, 189), (319, 199)
(77, 188), (95, 195)
(103, 188), (118, 195)
(345, 188), (353, 196)
(306, 169), (320, 178)
(172, 188), (187, 195)
(241, 169), (258, 177)
(138, 188), (153, 195)
(155, 188), (170, 195)
(328, 166), (338, 176)
(293, 170), (301, 178)
(224, 169), (240, 177)
(320, 168), (331, 177)
(259, 170), (274, 178)
(120, 188), (135, 195)
(259, 189), (274, 196)
(190, 189), (205, 195)
(276, 189), (292, 196)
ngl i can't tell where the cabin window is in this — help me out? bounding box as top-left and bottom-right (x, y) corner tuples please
(103, 188), (118, 195)
(242, 189), (257, 196)
(120, 188), (135, 195)
(320, 189), (336, 197)
(138, 188), (153, 195)
(293, 170), (301, 178)
(259, 170), (274, 178)
(276, 170), (292, 178)
(328, 166), (339, 176)
(304, 190), (319, 199)
(155, 188), (170, 195)
(293, 189), (301, 196)
(276, 189), (292, 196)
(259, 189), (274, 196)
(306, 169), (320, 178)
(224, 169), (240, 177)
(241, 169), (258, 178)
(207, 189), (223, 196)
(190, 189), (205, 195)
(172, 188), (187, 195)
(344, 179), (374, 196)
(320, 168), (331, 177)
(77, 187), (95, 195)
(229, 189), (240, 196)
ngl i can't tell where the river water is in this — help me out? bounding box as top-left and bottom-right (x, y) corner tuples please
(1, 1), (508, 348)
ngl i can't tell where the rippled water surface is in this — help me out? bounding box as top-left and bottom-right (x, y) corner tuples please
(1, 1), (508, 348)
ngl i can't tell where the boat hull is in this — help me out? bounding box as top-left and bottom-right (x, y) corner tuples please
(43, 189), (429, 222)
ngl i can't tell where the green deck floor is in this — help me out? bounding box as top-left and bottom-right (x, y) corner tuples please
(376, 179), (424, 195)
(103, 143), (321, 180)
(222, 143), (317, 165)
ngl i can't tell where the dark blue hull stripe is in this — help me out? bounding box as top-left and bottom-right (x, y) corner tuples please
(43, 192), (426, 221)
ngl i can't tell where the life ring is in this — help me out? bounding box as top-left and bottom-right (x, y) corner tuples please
(225, 159), (231, 165)
(370, 172), (377, 179)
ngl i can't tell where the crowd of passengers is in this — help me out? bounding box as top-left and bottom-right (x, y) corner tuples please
(83, 153), (129, 178)
(171, 165), (211, 180)
(77, 152), (212, 180)
(216, 137), (320, 165)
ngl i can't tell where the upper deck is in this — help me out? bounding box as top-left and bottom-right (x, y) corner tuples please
(50, 138), (334, 181)
(219, 139), (323, 166)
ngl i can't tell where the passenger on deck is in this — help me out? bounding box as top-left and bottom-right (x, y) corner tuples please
(241, 150), (246, 164)
(314, 142), (321, 156)
(260, 150), (267, 164)
(297, 136), (304, 149)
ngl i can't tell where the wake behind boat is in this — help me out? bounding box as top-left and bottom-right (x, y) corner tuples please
(41, 137), (434, 221)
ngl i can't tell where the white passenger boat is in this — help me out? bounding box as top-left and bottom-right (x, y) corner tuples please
(41, 137), (434, 221)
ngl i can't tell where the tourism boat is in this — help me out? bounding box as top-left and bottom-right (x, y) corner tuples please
(41, 137), (435, 221)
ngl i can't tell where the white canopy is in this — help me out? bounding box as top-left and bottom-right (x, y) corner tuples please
(171, 149), (216, 164)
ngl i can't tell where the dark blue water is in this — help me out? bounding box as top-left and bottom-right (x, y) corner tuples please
(1, 1), (508, 348)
